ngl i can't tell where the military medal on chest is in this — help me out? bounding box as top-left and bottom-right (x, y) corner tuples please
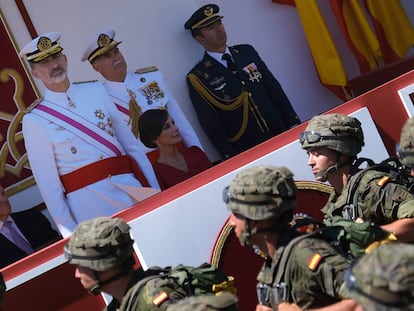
(139, 81), (164, 105)
(243, 62), (262, 82)
(95, 109), (114, 136)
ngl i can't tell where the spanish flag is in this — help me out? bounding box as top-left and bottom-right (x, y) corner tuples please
(330, 0), (382, 73)
(273, 0), (350, 100)
(364, 0), (414, 63)
(294, 0), (350, 100)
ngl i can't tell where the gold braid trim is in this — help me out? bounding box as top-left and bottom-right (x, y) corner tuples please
(248, 94), (270, 133)
(188, 73), (269, 142)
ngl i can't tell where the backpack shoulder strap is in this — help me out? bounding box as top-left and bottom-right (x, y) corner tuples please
(273, 232), (318, 302)
(344, 158), (382, 219)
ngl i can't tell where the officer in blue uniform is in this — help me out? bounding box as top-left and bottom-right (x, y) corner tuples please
(185, 4), (300, 159)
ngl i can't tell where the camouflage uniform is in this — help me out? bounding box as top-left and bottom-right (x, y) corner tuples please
(301, 113), (414, 224)
(398, 117), (414, 168)
(322, 169), (414, 224)
(64, 217), (149, 311)
(166, 292), (239, 311)
(345, 243), (414, 310)
(224, 165), (351, 310)
(65, 217), (234, 311)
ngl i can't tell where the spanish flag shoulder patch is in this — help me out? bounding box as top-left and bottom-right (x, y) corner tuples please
(377, 176), (390, 186)
(152, 291), (168, 306)
(308, 253), (322, 271)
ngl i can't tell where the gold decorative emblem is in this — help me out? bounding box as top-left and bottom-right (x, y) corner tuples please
(97, 34), (111, 48)
(37, 36), (52, 51)
(139, 81), (165, 104)
(243, 63), (263, 83)
(95, 108), (114, 136)
(95, 109), (105, 119)
(204, 6), (214, 17)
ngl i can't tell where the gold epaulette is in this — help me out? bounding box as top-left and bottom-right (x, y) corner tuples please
(25, 98), (43, 113)
(135, 66), (158, 74)
(72, 80), (98, 84)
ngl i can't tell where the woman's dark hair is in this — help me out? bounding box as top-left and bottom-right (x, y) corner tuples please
(139, 109), (169, 148)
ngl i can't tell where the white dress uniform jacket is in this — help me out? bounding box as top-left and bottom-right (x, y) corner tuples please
(103, 69), (203, 153)
(23, 81), (159, 237)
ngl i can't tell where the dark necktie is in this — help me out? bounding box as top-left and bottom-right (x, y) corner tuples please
(222, 53), (237, 72)
(3, 220), (34, 255)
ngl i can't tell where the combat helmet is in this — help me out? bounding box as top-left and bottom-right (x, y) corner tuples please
(64, 217), (134, 272)
(300, 113), (364, 157)
(397, 117), (414, 168)
(346, 243), (414, 310)
(223, 165), (297, 245)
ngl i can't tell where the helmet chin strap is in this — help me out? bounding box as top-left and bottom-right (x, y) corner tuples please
(315, 163), (340, 182)
(240, 220), (252, 246)
(87, 270), (129, 296)
(315, 155), (354, 182)
(240, 219), (278, 246)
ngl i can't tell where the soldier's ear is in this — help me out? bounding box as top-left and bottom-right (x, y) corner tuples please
(91, 61), (100, 72)
(31, 66), (40, 79)
(195, 34), (205, 45)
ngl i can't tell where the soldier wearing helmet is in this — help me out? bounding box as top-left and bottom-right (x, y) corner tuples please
(223, 165), (354, 310)
(397, 117), (414, 177)
(64, 216), (149, 310)
(300, 113), (414, 243)
(344, 243), (414, 311)
(300, 113), (364, 183)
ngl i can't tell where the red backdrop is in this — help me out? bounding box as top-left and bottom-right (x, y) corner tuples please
(0, 12), (38, 194)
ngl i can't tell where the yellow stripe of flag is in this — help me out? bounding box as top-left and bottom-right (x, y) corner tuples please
(365, 0), (414, 58)
(343, 0), (382, 70)
(294, 0), (347, 86)
(153, 291), (168, 306)
(377, 176), (390, 187)
(308, 253), (322, 271)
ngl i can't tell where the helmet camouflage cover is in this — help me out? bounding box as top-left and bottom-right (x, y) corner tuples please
(300, 113), (365, 156)
(224, 165), (297, 220)
(398, 117), (414, 167)
(64, 217), (134, 271)
(346, 243), (414, 311)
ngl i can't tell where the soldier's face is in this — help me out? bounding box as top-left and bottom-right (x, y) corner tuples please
(306, 147), (337, 179)
(229, 213), (245, 244)
(92, 47), (127, 82)
(153, 116), (182, 147)
(197, 20), (227, 52)
(31, 53), (68, 86)
(75, 266), (98, 291)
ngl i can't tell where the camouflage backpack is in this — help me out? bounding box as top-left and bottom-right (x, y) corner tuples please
(290, 214), (394, 260)
(262, 218), (395, 306)
(324, 157), (414, 222)
(119, 263), (236, 311)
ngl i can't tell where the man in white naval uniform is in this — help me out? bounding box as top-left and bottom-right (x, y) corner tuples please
(81, 29), (203, 154)
(19, 32), (160, 238)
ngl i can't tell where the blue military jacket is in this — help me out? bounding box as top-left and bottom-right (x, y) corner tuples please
(186, 44), (300, 159)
